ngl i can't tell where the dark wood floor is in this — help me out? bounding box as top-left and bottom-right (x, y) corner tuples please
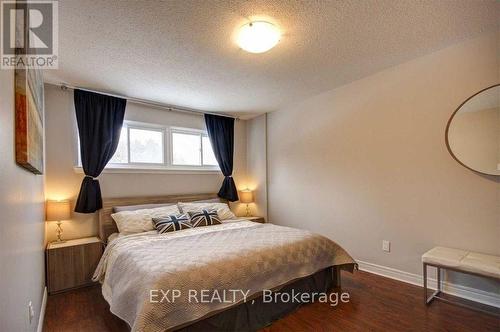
(43, 270), (499, 332)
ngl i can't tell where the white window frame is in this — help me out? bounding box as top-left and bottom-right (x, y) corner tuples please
(75, 120), (220, 174)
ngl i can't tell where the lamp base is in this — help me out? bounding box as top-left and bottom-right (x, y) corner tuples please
(245, 204), (252, 217)
(55, 220), (65, 243)
(51, 239), (67, 244)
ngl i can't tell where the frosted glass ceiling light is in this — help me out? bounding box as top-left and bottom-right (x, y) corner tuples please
(237, 21), (281, 53)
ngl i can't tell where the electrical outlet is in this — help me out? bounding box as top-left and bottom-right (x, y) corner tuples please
(28, 301), (34, 324)
(382, 240), (391, 252)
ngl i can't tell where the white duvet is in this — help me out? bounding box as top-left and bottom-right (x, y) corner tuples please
(93, 220), (355, 331)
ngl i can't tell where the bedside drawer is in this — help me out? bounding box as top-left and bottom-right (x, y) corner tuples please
(46, 240), (103, 294)
(247, 216), (265, 223)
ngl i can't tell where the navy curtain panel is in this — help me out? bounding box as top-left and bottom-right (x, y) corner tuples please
(204, 114), (239, 202)
(74, 89), (126, 213)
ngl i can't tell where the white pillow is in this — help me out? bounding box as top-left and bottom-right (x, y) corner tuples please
(111, 205), (180, 235)
(178, 202), (236, 220)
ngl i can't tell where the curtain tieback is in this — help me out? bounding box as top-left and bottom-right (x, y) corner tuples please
(84, 175), (99, 180)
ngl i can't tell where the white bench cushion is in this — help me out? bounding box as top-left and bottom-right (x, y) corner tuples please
(422, 246), (500, 279)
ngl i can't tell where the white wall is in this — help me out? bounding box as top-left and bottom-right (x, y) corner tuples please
(44, 84), (248, 242)
(0, 70), (46, 330)
(246, 114), (267, 218)
(267, 32), (499, 293)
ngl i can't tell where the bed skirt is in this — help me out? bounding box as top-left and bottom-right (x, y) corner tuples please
(176, 264), (354, 332)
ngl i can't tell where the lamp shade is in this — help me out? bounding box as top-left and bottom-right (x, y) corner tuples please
(46, 200), (71, 221)
(239, 190), (254, 204)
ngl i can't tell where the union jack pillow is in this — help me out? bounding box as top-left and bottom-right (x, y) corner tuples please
(187, 209), (221, 227)
(152, 214), (192, 234)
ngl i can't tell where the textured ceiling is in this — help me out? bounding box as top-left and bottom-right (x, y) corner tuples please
(44, 0), (499, 118)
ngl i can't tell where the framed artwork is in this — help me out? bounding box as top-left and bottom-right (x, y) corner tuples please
(11, 2), (44, 174)
(14, 26), (45, 174)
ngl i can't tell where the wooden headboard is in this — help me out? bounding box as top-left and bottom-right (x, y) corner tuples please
(98, 193), (222, 242)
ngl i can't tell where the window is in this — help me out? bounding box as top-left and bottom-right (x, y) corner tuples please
(108, 124), (164, 164)
(171, 129), (217, 166)
(172, 132), (201, 165)
(108, 129), (128, 164)
(129, 127), (163, 163)
(202, 136), (218, 166)
(102, 121), (219, 172)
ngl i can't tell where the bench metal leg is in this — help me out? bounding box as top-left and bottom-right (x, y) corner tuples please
(423, 263), (427, 305)
(437, 266), (441, 292)
(424, 263), (440, 305)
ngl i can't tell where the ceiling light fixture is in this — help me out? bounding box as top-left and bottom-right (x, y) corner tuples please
(237, 21), (281, 54)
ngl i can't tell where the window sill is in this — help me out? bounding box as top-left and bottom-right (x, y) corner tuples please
(73, 166), (221, 175)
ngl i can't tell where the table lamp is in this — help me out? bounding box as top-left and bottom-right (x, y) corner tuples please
(239, 189), (254, 217)
(46, 200), (71, 243)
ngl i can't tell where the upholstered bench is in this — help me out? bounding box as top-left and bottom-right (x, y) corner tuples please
(422, 247), (500, 312)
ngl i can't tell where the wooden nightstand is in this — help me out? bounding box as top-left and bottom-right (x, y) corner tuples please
(46, 237), (103, 294)
(246, 216), (266, 223)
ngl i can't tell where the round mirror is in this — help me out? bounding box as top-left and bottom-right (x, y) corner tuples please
(446, 84), (499, 176)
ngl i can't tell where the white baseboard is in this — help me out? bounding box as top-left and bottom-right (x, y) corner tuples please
(37, 287), (47, 332)
(357, 260), (500, 308)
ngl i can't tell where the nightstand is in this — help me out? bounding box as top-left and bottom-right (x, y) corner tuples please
(46, 237), (103, 294)
(245, 216), (266, 223)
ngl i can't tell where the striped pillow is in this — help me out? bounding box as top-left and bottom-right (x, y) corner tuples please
(152, 214), (192, 234)
(188, 209), (221, 227)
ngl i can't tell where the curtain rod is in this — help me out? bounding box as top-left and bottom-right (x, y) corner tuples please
(56, 83), (239, 120)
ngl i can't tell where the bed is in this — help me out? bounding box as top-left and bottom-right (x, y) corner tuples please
(94, 193), (356, 332)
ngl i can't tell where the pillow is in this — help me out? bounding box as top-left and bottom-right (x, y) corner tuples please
(111, 205), (180, 235)
(178, 202), (236, 220)
(152, 214), (192, 234)
(188, 209), (222, 227)
(113, 202), (176, 212)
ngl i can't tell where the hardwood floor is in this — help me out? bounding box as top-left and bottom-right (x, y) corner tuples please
(43, 270), (499, 332)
